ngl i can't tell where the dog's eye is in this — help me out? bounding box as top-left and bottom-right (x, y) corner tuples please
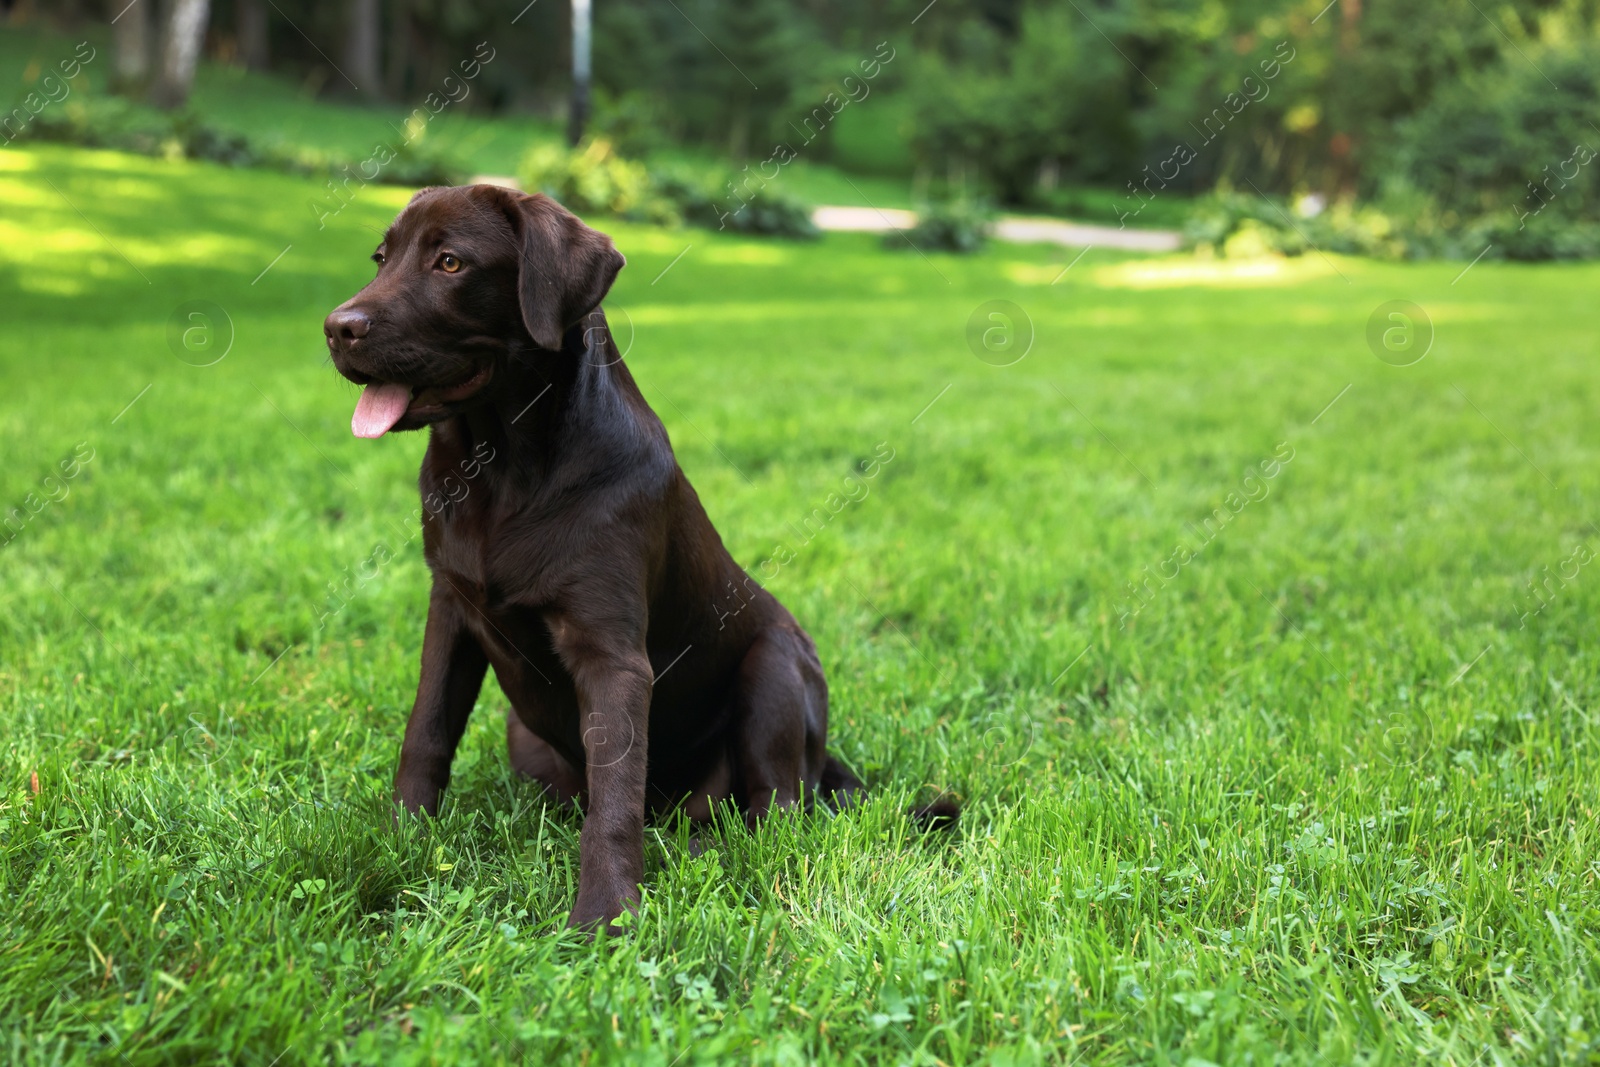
(371, 252), (385, 265)
(438, 254), (463, 273)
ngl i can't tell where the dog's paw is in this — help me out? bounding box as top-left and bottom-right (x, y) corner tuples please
(391, 775), (444, 819)
(566, 887), (639, 938)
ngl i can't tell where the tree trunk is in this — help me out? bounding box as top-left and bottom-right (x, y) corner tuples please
(568, 0), (592, 146)
(112, 0), (154, 93)
(726, 98), (749, 161)
(343, 0), (380, 96)
(384, 0), (410, 98)
(150, 0), (211, 109)
(236, 0), (268, 72)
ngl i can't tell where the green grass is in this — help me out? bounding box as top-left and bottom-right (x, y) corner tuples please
(4, 141), (1600, 1065)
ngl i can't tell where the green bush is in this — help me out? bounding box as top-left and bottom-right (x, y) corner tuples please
(1184, 183), (1600, 263)
(886, 199), (994, 254)
(19, 93), (461, 186)
(1461, 211), (1600, 261)
(519, 138), (678, 224)
(518, 145), (818, 238)
(647, 167), (718, 222)
(1182, 192), (1308, 257)
(647, 165), (817, 238)
(695, 184), (818, 239)
(1391, 45), (1600, 225)
(1185, 189), (1441, 260)
(26, 95), (186, 157)
(1280, 41), (1600, 262)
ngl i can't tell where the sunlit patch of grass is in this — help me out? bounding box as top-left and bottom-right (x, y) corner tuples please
(1090, 253), (1343, 288)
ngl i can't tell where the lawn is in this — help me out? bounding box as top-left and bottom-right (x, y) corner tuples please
(3, 141), (1600, 1065)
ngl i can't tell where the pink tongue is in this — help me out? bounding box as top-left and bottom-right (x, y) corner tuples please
(351, 383), (412, 438)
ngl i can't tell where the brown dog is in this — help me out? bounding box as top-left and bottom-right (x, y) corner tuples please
(322, 185), (867, 931)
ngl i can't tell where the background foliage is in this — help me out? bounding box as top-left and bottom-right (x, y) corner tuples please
(11, 0), (1600, 255)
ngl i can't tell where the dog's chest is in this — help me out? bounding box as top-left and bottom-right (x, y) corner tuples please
(423, 501), (570, 610)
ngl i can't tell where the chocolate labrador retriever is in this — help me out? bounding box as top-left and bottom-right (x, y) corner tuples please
(322, 185), (878, 932)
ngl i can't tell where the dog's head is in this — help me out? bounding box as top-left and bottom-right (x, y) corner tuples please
(324, 184), (625, 438)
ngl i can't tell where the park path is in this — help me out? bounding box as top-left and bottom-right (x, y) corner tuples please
(811, 205), (1182, 251)
(468, 177), (1182, 252)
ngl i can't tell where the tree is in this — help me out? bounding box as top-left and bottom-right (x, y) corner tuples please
(150, 0), (212, 109)
(343, 0), (380, 96)
(112, 0), (154, 93)
(383, 0), (410, 97)
(237, 0), (269, 73)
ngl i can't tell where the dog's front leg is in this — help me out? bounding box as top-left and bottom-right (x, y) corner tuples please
(393, 584), (489, 817)
(566, 647), (652, 933)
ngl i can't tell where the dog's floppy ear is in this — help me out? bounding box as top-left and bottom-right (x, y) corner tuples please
(510, 192), (626, 351)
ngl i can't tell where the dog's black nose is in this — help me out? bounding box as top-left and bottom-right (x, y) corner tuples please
(325, 308), (372, 347)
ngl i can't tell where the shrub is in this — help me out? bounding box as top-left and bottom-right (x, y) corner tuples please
(1183, 183), (1600, 263)
(1184, 191), (1413, 260)
(364, 139), (463, 188)
(1391, 45), (1600, 225)
(1183, 192), (1305, 257)
(25, 95), (175, 155)
(886, 199), (994, 254)
(18, 93), (462, 185)
(535, 155), (821, 238)
(1463, 212), (1600, 262)
(646, 165), (817, 238)
(520, 137), (678, 223)
(693, 182), (818, 239)
(648, 166), (719, 222)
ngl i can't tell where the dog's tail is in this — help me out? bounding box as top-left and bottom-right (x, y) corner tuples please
(910, 795), (961, 830)
(820, 754), (865, 807)
(821, 755), (960, 830)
